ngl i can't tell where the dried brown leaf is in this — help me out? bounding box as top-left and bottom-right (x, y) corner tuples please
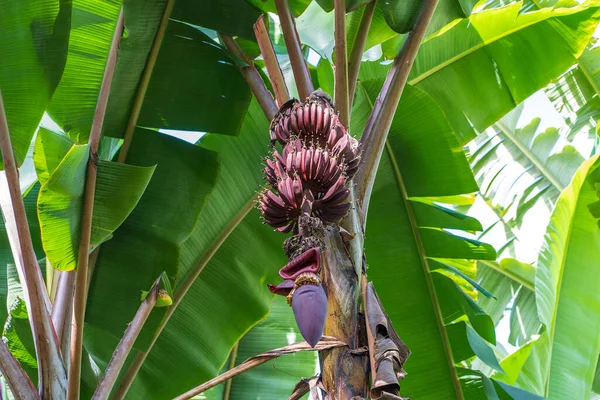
(365, 282), (410, 400)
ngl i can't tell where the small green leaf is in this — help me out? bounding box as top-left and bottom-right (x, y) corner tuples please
(37, 144), (89, 271)
(33, 128), (75, 185)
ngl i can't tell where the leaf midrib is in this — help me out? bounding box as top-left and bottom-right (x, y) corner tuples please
(357, 82), (464, 399)
(409, 3), (587, 86)
(541, 156), (598, 396)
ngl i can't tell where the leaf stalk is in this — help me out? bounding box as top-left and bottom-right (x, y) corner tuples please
(254, 15), (290, 106)
(334, 0), (350, 127)
(273, 0), (314, 100)
(348, 0), (376, 103)
(68, 10), (124, 399)
(0, 91), (67, 398)
(91, 277), (161, 400)
(220, 35), (278, 120)
(354, 0), (439, 220)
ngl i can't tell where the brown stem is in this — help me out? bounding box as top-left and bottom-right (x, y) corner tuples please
(0, 339), (40, 400)
(68, 10), (124, 400)
(0, 91), (67, 397)
(112, 199), (256, 400)
(273, 0), (314, 100)
(220, 35), (278, 120)
(172, 338), (346, 400)
(254, 15), (290, 106)
(334, 0), (350, 128)
(117, 0), (175, 163)
(361, 274), (377, 385)
(52, 270), (75, 363)
(354, 0), (438, 219)
(348, 0), (376, 103)
(91, 277), (161, 400)
(0, 177), (52, 316)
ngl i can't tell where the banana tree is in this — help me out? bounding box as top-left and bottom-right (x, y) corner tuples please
(1, 0), (600, 399)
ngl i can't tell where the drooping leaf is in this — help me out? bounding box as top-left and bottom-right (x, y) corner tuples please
(35, 132), (155, 271)
(493, 337), (539, 385)
(91, 161), (156, 245)
(410, 2), (600, 143)
(458, 367), (546, 400)
(37, 144), (89, 271)
(446, 321), (503, 371)
(0, 0), (70, 169)
(34, 128), (76, 185)
(433, 272), (496, 344)
(519, 155), (600, 398)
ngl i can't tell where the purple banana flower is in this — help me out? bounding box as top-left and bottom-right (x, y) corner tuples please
(268, 248), (327, 347)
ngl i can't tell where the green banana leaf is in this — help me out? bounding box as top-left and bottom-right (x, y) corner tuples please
(85, 128), (220, 352)
(355, 62), (499, 399)
(45, 0), (121, 142)
(34, 129), (155, 271)
(516, 155), (600, 399)
(47, 0), (252, 143)
(2, 266), (38, 387)
(409, 1), (600, 143)
(203, 296), (318, 399)
(0, 0), (70, 170)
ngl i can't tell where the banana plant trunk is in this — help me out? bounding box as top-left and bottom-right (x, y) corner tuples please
(320, 226), (369, 398)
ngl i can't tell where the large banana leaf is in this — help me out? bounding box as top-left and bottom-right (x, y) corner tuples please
(0, 0), (70, 169)
(409, 1), (600, 143)
(514, 155), (600, 399)
(48, 0), (252, 143)
(355, 62), (501, 399)
(203, 296), (318, 399)
(85, 128), (219, 348)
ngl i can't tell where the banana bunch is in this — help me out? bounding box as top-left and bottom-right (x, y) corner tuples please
(259, 90), (360, 232)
